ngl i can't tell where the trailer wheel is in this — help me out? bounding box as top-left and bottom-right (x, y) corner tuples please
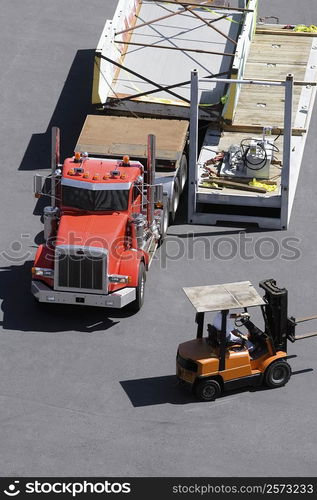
(170, 177), (180, 223)
(128, 262), (146, 313)
(264, 359), (291, 388)
(195, 379), (221, 402)
(178, 154), (187, 190)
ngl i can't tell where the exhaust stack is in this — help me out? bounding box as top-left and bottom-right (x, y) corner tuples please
(51, 126), (60, 206)
(147, 134), (156, 226)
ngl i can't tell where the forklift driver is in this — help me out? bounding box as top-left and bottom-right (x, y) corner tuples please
(211, 311), (256, 352)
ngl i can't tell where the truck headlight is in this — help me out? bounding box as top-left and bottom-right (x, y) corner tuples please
(32, 267), (54, 277)
(108, 274), (131, 284)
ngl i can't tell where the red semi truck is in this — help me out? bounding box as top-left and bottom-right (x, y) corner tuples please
(32, 129), (169, 311)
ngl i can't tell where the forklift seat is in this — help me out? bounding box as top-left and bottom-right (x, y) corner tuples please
(207, 324), (220, 347)
(208, 324), (246, 351)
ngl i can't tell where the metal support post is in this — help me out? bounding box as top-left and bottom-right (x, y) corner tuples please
(280, 74), (294, 229)
(188, 70), (199, 223)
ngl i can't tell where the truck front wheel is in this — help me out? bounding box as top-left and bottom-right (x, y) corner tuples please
(128, 262), (146, 313)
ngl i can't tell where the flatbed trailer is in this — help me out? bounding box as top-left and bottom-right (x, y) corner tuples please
(92, 0), (317, 229)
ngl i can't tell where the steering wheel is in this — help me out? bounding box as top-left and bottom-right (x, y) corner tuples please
(234, 317), (244, 328)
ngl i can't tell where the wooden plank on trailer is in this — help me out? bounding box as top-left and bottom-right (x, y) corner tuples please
(76, 115), (189, 160)
(223, 124), (306, 136)
(243, 63), (307, 81)
(256, 28), (317, 37)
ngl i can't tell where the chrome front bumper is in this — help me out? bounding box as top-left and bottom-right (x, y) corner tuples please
(31, 280), (136, 308)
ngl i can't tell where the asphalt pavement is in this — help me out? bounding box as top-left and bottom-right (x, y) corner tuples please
(0, 0), (317, 477)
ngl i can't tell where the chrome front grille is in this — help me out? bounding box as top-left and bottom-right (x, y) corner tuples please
(55, 246), (107, 294)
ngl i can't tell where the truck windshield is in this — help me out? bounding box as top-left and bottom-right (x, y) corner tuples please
(62, 186), (129, 211)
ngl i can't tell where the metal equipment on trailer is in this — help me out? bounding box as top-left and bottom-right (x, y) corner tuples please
(176, 279), (317, 401)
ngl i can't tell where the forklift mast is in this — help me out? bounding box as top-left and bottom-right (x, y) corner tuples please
(259, 279), (289, 352)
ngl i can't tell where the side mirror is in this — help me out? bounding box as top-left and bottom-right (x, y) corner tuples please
(154, 183), (163, 203)
(33, 174), (45, 198)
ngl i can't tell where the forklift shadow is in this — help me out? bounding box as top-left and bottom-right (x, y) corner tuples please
(120, 375), (272, 407)
(120, 375), (196, 406)
(19, 49), (95, 172)
(0, 261), (129, 333)
(120, 369), (314, 407)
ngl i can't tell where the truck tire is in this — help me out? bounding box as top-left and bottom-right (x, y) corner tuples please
(195, 379), (221, 402)
(264, 359), (291, 388)
(178, 154), (187, 190)
(128, 262), (146, 313)
(170, 177), (180, 223)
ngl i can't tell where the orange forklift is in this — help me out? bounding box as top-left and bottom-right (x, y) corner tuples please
(176, 279), (317, 401)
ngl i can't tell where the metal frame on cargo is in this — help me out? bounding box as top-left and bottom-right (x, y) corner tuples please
(188, 71), (295, 229)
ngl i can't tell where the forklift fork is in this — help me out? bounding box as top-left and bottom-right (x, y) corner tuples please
(288, 315), (317, 342)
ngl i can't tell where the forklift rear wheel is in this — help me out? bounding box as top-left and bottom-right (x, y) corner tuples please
(264, 359), (291, 388)
(129, 262), (146, 313)
(195, 379), (221, 402)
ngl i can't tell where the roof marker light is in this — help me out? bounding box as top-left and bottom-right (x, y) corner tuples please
(68, 169), (75, 175)
(93, 173), (100, 181)
(74, 152), (81, 163)
(83, 171), (89, 179)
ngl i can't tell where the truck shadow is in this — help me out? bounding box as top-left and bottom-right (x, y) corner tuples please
(120, 369), (314, 407)
(19, 49), (95, 172)
(0, 262), (131, 333)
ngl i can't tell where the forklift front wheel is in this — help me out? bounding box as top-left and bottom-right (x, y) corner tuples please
(264, 359), (291, 389)
(195, 379), (221, 402)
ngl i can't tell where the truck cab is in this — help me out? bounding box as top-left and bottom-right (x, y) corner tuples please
(32, 132), (166, 311)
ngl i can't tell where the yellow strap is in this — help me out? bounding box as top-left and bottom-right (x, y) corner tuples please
(249, 178), (277, 192)
(201, 6), (241, 24)
(294, 24), (317, 33)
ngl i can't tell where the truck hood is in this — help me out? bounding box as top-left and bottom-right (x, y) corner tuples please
(55, 213), (128, 251)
